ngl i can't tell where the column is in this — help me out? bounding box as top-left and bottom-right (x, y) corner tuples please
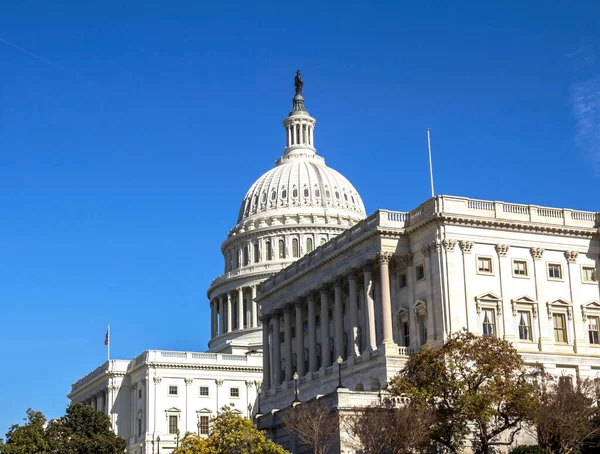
(227, 292), (233, 333)
(272, 314), (281, 386)
(251, 285), (258, 327)
(320, 288), (331, 368)
(348, 271), (359, 357)
(530, 247), (550, 350)
(292, 122), (297, 145)
(495, 244), (513, 341)
(283, 305), (293, 382)
(377, 252), (396, 353)
(97, 392), (105, 414)
(334, 278), (344, 360)
(363, 264), (377, 353)
(287, 126), (291, 147)
(219, 295), (225, 336)
(210, 300), (216, 338)
(262, 315), (271, 390)
(403, 254), (418, 348)
(565, 250), (584, 352)
(295, 301), (305, 377)
(307, 294), (318, 373)
(238, 287), (244, 330)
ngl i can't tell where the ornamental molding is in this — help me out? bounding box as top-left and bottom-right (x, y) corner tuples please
(184, 378), (194, 386)
(564, 250), (579, 263)
(475, 292), (503, 315)
(459, 240), (474, 254)
(530, 247), (545, 260)
(376, 251), (394, 264)
(429, 241), (441, 252)
(153, 377), (162, 384)
(546, 298), (572, 320)
(215, 379), (224, 387)
(442, 239), (457, 251)
(421, 245), (431, 257)
(581, 301), (600, 321)
(495, 244), (510, 257)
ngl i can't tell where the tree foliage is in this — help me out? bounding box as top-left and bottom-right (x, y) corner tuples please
(344, 398), (434, 454)
(387, 330), (535, 454)
(281, 399), (339, 454)
(530, 368), (600, 454)
(172, 406), (288, 454)
(0, 404), (126, 454)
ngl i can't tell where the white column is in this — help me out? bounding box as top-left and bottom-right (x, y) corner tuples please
(334, 278), (344, 360)
(284, 306), (293, 382)
(292, 122), (296, 145)
(377, 252), (396, 353)
(348, 272), (359, 357)
(251, 285), (258, 327)
(272, 314), (281, 386)
(287, 125), (291, 147)
(320, 288), (331, 368)
(218, 295), (225, 335)
(295, 301), (305, 377)
(363, 265), (377, 353)
(238, 287), (244, 330)
(307, 294), (318, 373)
(227, 292), (232, 333)
(262, 315), (271, 390)
(210, 300), (216, 338)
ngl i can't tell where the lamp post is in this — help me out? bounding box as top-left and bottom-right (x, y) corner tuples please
(156, 436), (160, 452)
(257, 387), (262, 415)
(140, 442), (144, 454)
(151, 439), (154, 454)
(176, 429), (180, 448)
(336, 356), (344, 389)
(292, 372), (300, 404)
(197, 420), (201, 436)
(247, 403), (252, 419)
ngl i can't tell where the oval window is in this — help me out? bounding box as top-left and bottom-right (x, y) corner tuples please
(315, 188), (320, 198)
(303, 187), (309, 197)
(281, 188), (287, 199)
(335, 191), (340, 199)
(325, 189), (331, 199)
(271, 190), (276, 201)
(262, 192), (267, 203)
(293, 188), (298, 198)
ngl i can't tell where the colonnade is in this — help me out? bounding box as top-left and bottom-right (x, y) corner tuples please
(261, 252), (396, 390)
(81, 390), (107, 413)
(210, 285), (260, 338)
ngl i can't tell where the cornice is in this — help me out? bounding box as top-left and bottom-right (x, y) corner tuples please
(145, 362), (263, 373)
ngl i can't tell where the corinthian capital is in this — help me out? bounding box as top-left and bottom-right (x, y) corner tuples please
(495, 244), (510, 257)
(564, 250), (579, 263)
(442, 239), (457, 251)
(376, 251), (394, 264)
(459, 240), (474, 254)
(530, 247), (545, 261)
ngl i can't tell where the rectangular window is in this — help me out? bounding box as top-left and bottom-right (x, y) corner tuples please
(168, 385), (178, 396)
(418, 314), (427, 345)
(589, 316), (600, 345)
(199, 415), (209, 435)
(168, 415), (178, 434)
(517, 311), (532, 341)
(199, 386), (209, 397)
(583, 266), (598, 283)
(553, 313), (567, 343)
(477, 257), (493, 274)
(482, 308), (496, 336)
(416, 265), (425, 281)
(138, 389), (142, 399)
(403, 321), (410, 347)
(230, 387), (240, 398)
(513, 260), (528, 277)
(548, 263), (562, 280)
(138, 417), (142, 437)
(399, 273), (407, 288)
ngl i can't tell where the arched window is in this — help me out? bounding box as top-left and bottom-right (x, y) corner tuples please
(314, 186), (320, 198)
(271, 189), (276, 201)
(266, 241), (273, 261)
(253, 243), (259, 263)
(278, 239), (285, 259)
(292, 187), (298, 198)
(320, 237), (327, 246)
(281, 188), (287, 199)
(303, 186), (309, 198)
(292, 238), (299, 258)
(243, 247), (249, 266)
(306, 238), (313, 253)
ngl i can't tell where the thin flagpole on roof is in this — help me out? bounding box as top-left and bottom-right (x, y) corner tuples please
(105, 325), (110, 362)
(427, 128), (435, 198)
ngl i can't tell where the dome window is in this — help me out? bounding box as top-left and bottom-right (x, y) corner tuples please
(271, 189), (277, 201)
(262, 192), (267, 203)
(253, 243), (260, 263)
(281, 188), (287, 199)
(351, 195), (355, 204)
(325, 188), (331, 199)
(335, 191), (340, 200)
(344, 193), (348, 202)
(292, 238), (299, 258)
(278, 239), (286, 259)
(303, 187), (309, 198)
(292, 187), (298, 198)
(314, 187), (320, 198)
(306, 238), (313, 253)
(266, 241), (273, 261)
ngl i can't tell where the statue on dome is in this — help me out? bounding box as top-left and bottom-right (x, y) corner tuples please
(294, 70), (304, 96)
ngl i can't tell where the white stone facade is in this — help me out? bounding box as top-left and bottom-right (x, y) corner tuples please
(68, 351), (262, 453)
(256, 196), (600, 452)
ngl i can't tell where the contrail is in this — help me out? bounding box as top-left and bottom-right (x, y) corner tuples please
(0, 36), (64, 69)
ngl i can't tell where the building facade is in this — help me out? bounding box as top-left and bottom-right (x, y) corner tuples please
(68, 351), (262, 453)
(256, 196), (600, 452)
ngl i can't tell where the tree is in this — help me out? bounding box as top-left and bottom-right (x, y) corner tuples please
(387, 330), (536, 454)
(0, 404), (125, 454)
(172, 406), (288, 454)
(281, 399), (339, 454)
(343, 398), (434, 454)
(0, 409), (49, 454)
(530, 368), (600, 454)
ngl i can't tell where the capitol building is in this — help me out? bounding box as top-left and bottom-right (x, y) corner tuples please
(69, 75), (600, 454)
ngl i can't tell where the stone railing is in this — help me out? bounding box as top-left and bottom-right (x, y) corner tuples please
(132, 350), (262, 368)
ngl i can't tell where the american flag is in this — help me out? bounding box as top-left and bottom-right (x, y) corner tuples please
(104, 329), (109, 346)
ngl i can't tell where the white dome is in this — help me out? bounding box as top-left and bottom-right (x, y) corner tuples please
(236, 154), (366, 225)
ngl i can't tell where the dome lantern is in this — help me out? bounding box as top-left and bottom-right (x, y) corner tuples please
(282, 70), (317, 158)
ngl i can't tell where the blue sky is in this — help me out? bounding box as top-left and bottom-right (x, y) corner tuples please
(1, 0), (599, 435)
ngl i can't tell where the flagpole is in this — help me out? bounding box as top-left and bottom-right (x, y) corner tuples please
(107, 324), (110, 362)
(427, 128), (435, 198)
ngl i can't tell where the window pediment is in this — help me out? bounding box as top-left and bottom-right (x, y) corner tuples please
(581, 301), (600, 321)
(414, 300), (427, 315)
(546, 298), (572, 320)
(475, 293), (502, 315)
(511, 295), (538, 317)
(196, 408), (212, 414)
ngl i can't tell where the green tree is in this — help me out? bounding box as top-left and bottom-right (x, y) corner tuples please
(172, 406), (288, 454)
(388, 330), (535, 454)
(0, 409), (49, 454)
(0, 404), (125, 454)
